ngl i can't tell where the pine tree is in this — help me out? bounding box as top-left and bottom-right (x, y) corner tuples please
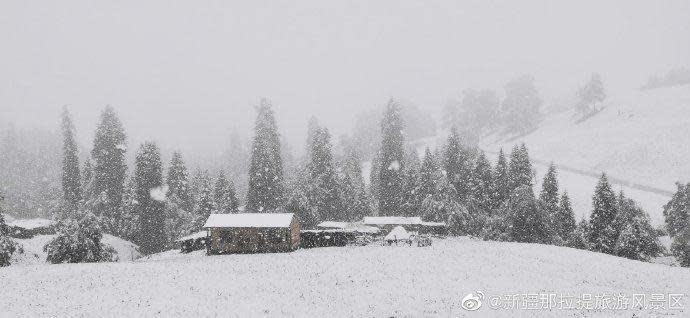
(214, 171), (239, 214)
(81, 159), (93, 199)
(368, 151), (381, 212)
(166, 152), (193, 213)
(671, 226), (690, 267)
(508, 144), (533, 194)
(378, 99), (405, 216)
(60, 106), (81, 207)
(133, 142), (166, 254)
(246, 99), (285, 212)
(444, 128), (473, 202)
(401, 150), (422, 217)
(340, 149), (372, 221)
(191, 171), (216, 232)
(468, 151), (493, 216)
(556, 191), (576, 239)
(663, 183), (689, 237)
(613, 195), (663, 261)
(44, 212), (115, 264)
(492, 148), (510, 210)
(566, 219), (590, 250)
(505, 186), (552, 244)
(588, 173), (618, 254)
(538, 163), (559, 239)
(0, 192), (19, 267)
(91, 106), (127, 230)
(306, 125), (343, 221)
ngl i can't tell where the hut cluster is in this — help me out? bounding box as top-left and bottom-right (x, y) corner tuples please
(177, 212), (448, 255)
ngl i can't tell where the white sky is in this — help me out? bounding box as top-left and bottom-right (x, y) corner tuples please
(1, 0), (689, 159)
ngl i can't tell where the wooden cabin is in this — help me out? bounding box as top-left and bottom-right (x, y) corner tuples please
(203, 213), (300, 254)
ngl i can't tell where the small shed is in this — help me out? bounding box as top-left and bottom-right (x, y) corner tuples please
(383, 226), (412, 246)
(203, 213), (300, 254)
(363, 216), (423, 233)
(175, 231), (208, 253)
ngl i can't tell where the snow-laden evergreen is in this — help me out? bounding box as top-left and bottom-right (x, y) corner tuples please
(167, 152), (193, 213)
(587, 173), (618, 254)
(60, 106), (81, 209)
(378, 99), (405, 216)
(246, 99), (285, 212)
(91, 106), (127, 232)
(133, 142), (166, 254)
(190, 170), (216, 233)
(0, 192), (20, 267)
(44, 212), (115, 264)
(214, 171), (239, 214)
(443, 127), (473, 203)
(664, 183), (690, 266)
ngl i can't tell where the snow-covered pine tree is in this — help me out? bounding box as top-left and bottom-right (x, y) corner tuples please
(671, 225), (690, 267)
(246, 99), (285, 212)
(588, 173), (618, 254)
(214, 171), (229, 212)
(0, 191), (19, 267)
(60, 106), (81, 208)
(418, 148), (439, 205)
(612, 195), (662, 261)
(368, 151), (381, 212)
(468, 150), (493, 216)
(118, 176), (139, 243)
(556, 191), (576, 240)
(378, 99), (405, 216)
(307, 125), (343, 221)
(663, 183), (689, 237)
(191, 171), (216, 233)
(491, 148), (510, 210)
(81, 159), (93, 200)
(285, 166), (320, 229)
(340, 149), (372, 221)
(400, 150), (422, 217)
(538, 163), (559, 240)
(133, 142), (166, 255)
(214, 171), (240, 214)
(44, 212), (115, 264)
(566, 219), (591, 250)
(167, 152), (193, 213)
(505, 185), (551, 244)
(421, 167), (474, 234)
(444, 127), (473, 203)
(508, 144), (534, 194)
(91, 106), (127, 231)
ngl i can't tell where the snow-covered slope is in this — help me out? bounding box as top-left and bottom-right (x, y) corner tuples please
(484, 85), (690, 191)
(11, 234), (142, 265)
(1, 238), (688, 317)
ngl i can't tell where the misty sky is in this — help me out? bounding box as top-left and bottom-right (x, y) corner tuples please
(1, 1), (689, 159)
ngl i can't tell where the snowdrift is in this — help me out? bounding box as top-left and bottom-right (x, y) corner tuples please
(1, 238), (688, 317)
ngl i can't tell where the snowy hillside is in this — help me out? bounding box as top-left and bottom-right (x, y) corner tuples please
(478, 85), (690, 225)
(10, 234), (142, 265)
(483, 85), (690, 190)
(1, 238), (688, 317)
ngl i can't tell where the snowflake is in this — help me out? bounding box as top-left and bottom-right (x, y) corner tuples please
(149, 185), (169, 202)
(387, 161), (401, 171)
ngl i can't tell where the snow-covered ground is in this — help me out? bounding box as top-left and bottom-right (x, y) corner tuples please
(482, 85), (690, 192)
(10, 234), (142, 265)
(1, 238), (688, 317)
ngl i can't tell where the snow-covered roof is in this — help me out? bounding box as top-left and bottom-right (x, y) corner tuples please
(317, 221), (380, 234)
(317, 221), (348, 229)
(421, 221), (446, 227)
(8, 218), (55, 230)
(174, 231), (207, 242)
(363, 216), (423, 225)
(203, 213), (295, 228)
(384, 226), (411, 241)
